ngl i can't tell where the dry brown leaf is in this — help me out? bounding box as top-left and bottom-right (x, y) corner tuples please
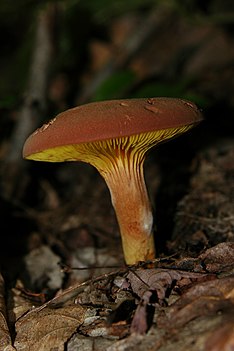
(10, 280), (39, 322)
(205, 322), (234, 351)
(164, 276), (234, 329)
(0, 273), (15, 350)
(14, 304), (86, 351)
(126, 269), (214, 302)
(126, 268), (213, 334)
(198, 242), (234, 273)
(127, 269), (181, 302)
(172, 141), (234, 253)
(167, 242), (234, 274)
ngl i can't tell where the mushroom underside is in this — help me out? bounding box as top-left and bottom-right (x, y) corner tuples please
(25, 125), (193, 164)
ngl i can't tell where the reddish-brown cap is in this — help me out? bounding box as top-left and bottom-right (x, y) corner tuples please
(23, 97), (202, 159)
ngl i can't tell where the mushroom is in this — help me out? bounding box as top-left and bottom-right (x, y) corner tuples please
(23, 97), (203, 264)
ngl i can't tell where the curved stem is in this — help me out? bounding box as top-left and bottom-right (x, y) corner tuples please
(100, 155), (155, 264)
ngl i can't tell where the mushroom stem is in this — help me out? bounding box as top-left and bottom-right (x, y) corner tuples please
(100, 155), (155, 265)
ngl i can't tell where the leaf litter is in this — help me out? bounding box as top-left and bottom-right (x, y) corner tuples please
(14, 304), (86, 351)
(0, 241), (230, 350)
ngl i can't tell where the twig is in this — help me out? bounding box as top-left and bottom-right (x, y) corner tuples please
(1, 4), (56, 199)
(8, 3), (55, 163)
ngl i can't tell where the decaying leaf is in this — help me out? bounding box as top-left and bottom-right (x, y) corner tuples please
(198, 242), (234, 273)
(124, 268), (215, 334)
(163, 242), (234, 274)
(14, 304), (86, 351)
(143, 275), (234, 351)
(205, 322), (234, 351)
(10, 280), (41, 322)
(67, 334), (115, 351)
(0, 273), (15, 350)
(172, 141), (234, 253)
(164, 275), (234, 327)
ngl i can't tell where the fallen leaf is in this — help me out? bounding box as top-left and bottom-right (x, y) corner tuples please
(0, 273), (15, 350)
(172, 142), (234, 253)
(198, 242), (234, 273)
(127, 269), (213, 302)
(130, 302), (148, 334)
(205, 322), (234, 351)
(163, 276), (234, 329)
(125, 268), (213, 334)
(10, 280), (40, 322)
(159, 243), (234, 274)
(14, 304), (86, 351)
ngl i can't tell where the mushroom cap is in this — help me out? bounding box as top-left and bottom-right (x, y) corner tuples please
(23, 97), (203, 160)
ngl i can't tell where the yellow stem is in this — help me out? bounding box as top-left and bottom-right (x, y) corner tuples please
(100, 155), (155, 265)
